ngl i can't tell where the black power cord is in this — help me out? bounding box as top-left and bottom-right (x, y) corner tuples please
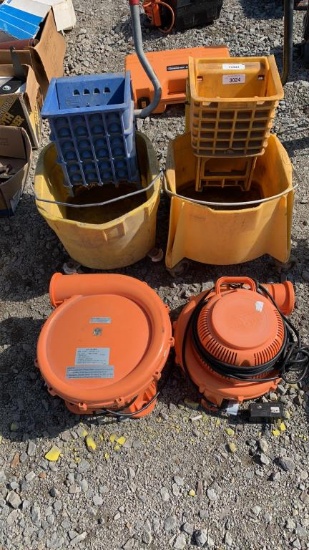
(182, 281), (309, 388)
(91, 357), (174, 420)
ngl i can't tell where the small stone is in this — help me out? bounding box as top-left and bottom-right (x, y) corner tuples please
(300, 491), (309, 504)
(194, 530), (214, 548)
(68, 530), (79, 541)
(258, 438), (268, 453)
(123, 539), (135, 550)
(174, 533), (187, 549)
(278, 457), (295, 472)
(224, 532), (233, 546)
(182, 523), (194, 535)
(142, 531), (152, 545)
(21, 499), (30, 511)
(0, 470), (6, 484)
(264, 512), (272, 524)
(60, 430), (71, 442)
(184, 398), (199, 410)
(10, 452), (20, 468)
(70, 532), (87, 546)
(160, 487), (170, 502)
(6, 491), (21, 509)
(25, 471), (36, 482)
(10, 422), (19, 432)
(49, 487), (59, 498)
(53, 500), (63, 513)
(225, 428), (235, 436)
(31, 504), (41, 526)
(174, 476), (184, 486)
(77, 459), (90, 473)
(27, 441), (37, 457)
(228, 442), (237, 453)
(93, 495), (103, 506)
(188, 489), (195, 497)
(207, 488), (218, 501)
(251, 505), (261, 516)
(164, 515), (177, 533)
(286, 518), (296, 530)
(80, 479), (88, 492)
(259, 453), (270, 466)
(296, 525), (307, 538)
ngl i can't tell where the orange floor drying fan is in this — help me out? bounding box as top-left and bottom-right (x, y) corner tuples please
(174, 277), (308, 408)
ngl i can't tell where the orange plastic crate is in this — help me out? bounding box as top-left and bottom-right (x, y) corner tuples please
(195, 156), (257, 192)
(188, 55), (284, 157)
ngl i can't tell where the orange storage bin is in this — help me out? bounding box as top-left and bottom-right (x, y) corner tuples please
(188, 55), (284, 156)
(36, 273), (174, 418)
(125, 45), (229, 114)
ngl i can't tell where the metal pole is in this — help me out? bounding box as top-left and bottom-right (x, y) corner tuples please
(129, 0), (162, 117)
(281, 0), (294, 84)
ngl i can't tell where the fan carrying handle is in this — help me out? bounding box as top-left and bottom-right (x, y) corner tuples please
(215, 276), (257, 296)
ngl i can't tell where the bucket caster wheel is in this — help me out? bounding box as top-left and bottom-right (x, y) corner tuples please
(272, 254), (297, 274)
(167, 259), (190, 278)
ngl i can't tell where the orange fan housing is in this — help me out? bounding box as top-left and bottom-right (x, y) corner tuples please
(36, 273), (173, 418)
(174, 277), (295, 407)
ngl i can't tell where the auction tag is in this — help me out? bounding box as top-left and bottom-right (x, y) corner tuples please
(222, 74), (245, 85)
(222, 63), (246, 70)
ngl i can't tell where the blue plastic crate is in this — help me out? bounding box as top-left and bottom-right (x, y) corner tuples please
(41, 73), (139, 187)
(60, 152), (139, 188)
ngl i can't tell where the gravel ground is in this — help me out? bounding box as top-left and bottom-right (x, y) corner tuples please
(0, 0), (309, 549)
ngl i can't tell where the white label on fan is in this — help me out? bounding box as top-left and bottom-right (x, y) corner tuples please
(255, 301), (264, 312)
(66, 366), (114, 379)
(89, 317), (111, 324)
(75, 348), (109, 365)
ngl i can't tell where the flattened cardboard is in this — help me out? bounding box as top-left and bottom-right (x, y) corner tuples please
(0, 9), (66, 96)
(0, 125), (32, 215)
(0, 63), (42, 147)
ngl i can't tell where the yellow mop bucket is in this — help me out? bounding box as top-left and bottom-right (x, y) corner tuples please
(34, 132), (161, 270)
(164, 133), (294, 269)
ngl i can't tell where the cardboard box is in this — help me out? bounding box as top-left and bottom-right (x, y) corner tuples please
(30, 0), (76, 31)
(0, 125), (32, 216)
(0, 63), (42, 147)
(0, 0), (76, 34)
(0, 9), (66, 96)
(0, 0), (50, 41)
